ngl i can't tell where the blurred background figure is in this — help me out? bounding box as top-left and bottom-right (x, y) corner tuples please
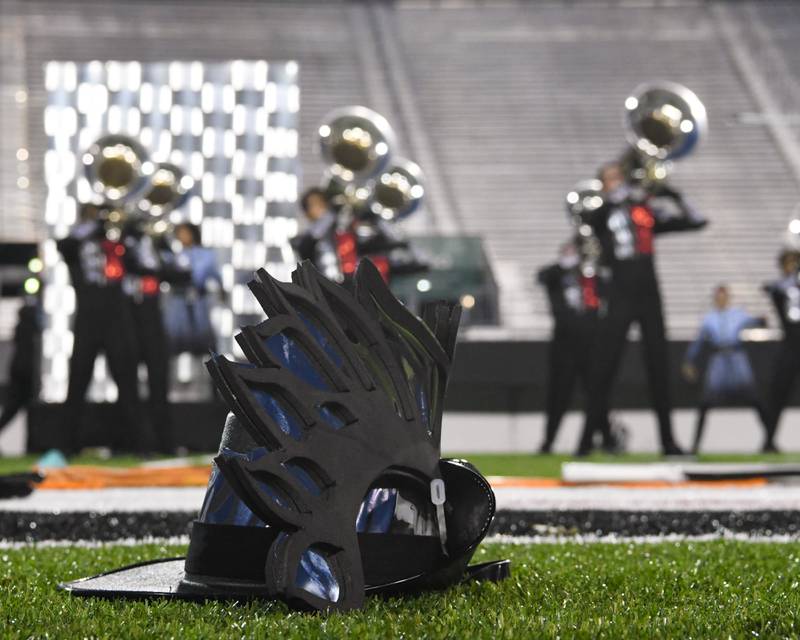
(56, 203), (142, 454)
(683, 285), (768, 454)
(578, 160), (707, 456)
(0, 301), (40, 446)
(123, 222), (191, 454)
(537, 177), (613, 455)
(537, 240), (604, 454)
(291, 187), (341, 282)
(164, 223), (224, 357)
(762, 250), (800, 452)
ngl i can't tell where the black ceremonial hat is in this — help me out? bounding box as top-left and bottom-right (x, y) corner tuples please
(62, 260), (509, 611)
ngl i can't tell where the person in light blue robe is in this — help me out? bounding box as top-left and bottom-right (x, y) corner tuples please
(163, 223), (224, 355)
(683, 285), (768, 453)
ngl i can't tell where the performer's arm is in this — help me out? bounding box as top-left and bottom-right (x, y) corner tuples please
(536, 263), (561, 287)
(651, 185), (708, 234)
(537, 263), (571, 320)
(157, 248), (193, 286)
(291, 212), (338, 262)
(56, 221), (102, 263)
(741, 309), (767, 329)
(683, 315), (710, 382)
(684, 317), (709, 365)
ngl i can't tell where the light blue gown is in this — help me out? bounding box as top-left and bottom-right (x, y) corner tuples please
(685, 307), (760, 403)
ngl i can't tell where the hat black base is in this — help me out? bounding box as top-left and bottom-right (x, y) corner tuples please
(60, 557), (510, 604)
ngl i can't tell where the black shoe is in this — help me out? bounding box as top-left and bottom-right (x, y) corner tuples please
(761, 442), (780, 454)
(538, 442), (552, 455)
(573, 446), (592, 458)
(662, 444), (686, 456)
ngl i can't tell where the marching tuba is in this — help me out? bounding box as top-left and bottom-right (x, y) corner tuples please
(565, 179), (604, 277)
(318, 106), (396, 184)
(367, 158), (425, 221)
(137, 162), (194, 218)
(565, 179), (605, 229)
(621, 82), (707, 190)
(82, 134), (152, 203)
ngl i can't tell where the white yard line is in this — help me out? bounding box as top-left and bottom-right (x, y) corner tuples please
(485, 531), (800, 545)
(2, 532), (798, 550)
(494, 486), (800, 511)
(0, 535), (191, 550)
(3, 485), (800, 514)
(0, 487), (206, 513)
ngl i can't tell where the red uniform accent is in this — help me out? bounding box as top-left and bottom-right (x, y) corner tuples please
(101, 240), (125, 281)
(335, 231), (358, 275)
(631, 205), (654, 255)
(140, 276), (160, 296)
(580, 274), (600, 309)
(369, 255), (390, 283)
(334, 232), (391, 283)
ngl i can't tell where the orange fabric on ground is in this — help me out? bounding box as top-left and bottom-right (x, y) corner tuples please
(34, 467), (770, 490)
(37, 465), (213, 489)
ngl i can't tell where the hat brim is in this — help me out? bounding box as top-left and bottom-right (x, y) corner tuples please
(60, 556), (510, 603)
(60, 557), (275, 602)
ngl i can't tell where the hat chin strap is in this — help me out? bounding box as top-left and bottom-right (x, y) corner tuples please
(430, 478), (449, 555)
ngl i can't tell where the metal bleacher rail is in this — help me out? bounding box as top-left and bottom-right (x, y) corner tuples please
(2, 0), (800, 341)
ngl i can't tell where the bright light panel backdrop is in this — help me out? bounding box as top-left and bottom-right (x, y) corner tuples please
(41, 60), (299, 402)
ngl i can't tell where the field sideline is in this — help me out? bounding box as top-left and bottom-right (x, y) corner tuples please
(4, 451), (800, 478)
(1, 540), (799, 638)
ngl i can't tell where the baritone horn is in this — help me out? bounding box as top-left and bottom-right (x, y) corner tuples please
(368, 158), (425, 221)
(138, 162), (194, 217)
(82, 134), (152, 203)
(622, 82), (707, 187)
(318, 106), (396, 183)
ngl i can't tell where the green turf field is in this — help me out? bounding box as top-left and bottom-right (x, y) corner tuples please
(3, 451), (800, 479)
(2, 540), (799, 638)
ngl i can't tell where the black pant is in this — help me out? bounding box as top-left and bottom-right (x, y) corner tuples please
(131, 296), (173, 454)
(765, 339), (800, 446)
(64, 289), (141, 452)
(0, 373), (33, 435)
(541, 320), (596, 451)
(692, 398), (769, 453)
(580, 285), (677, 452)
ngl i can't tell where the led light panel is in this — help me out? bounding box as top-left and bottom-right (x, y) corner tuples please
(42, 60), (299, 402)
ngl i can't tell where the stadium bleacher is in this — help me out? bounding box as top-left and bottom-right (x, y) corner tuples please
(2, 0), (800, 339)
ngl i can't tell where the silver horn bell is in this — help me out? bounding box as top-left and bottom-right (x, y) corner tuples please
(82, 134), (152, 203)
(624, 81), (707, 161)
(368, 158), (425, 221)
(318, 106), (396, 182)
(565, 179), (605, 227)
(138, 162), (194, 217)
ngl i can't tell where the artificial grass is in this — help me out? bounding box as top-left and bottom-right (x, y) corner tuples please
(457, 452), (800, 479)
(3, 452), (800, 480)
(2, 540), (800, 638)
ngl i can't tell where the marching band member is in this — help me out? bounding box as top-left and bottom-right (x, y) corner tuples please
(577, 161), (707, 456)
(123, 222), (191, 454)
(537, 237), (609, 453)
(57, 203), (142, 454)
(291, 187), (342, 282)
(762, 249), (800, 452)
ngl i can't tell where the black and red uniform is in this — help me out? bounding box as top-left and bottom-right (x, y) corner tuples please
(578, 188), (706, 455)
(763, 272), (800, 450)
(537, 244), (607, 453)
(57, 221), (142, 453)
(123, 228), (190, 454)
